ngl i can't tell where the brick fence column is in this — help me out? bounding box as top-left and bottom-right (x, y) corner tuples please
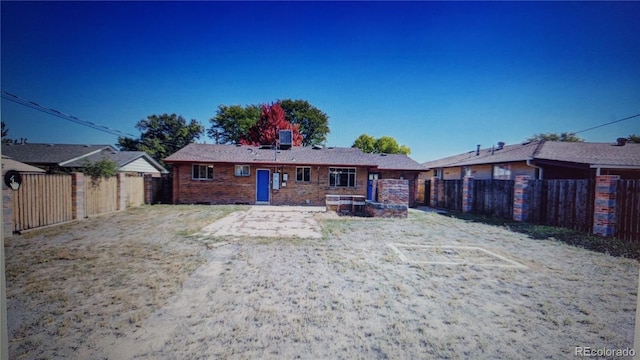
(116, 173), (126, 210)
(593, 175), (619, 237)
(430, 177), (440, 207)
(462, 177), (474, 213)
(71, 172), (85, 220)
(513, 175), (531, 222)
(3, 185), (14, 237)
(144, 174), (153, 204)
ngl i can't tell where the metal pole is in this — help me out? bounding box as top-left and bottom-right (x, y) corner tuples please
(1, 145), (9, 360)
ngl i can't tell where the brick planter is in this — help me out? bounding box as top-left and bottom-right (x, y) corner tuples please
(365, 200), (407, 218)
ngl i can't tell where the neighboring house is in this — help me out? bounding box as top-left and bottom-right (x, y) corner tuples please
(164, 144), (425, 206)
(1, 142), (168, 176)
(422, 139), (640, 180)
(1, 155), (46, 174)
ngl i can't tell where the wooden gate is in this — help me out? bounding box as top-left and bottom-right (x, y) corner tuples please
(84, 176), (118, 216)
(616, 180), (640, 241)
(424, 180), (431, 206)
(12, 174), (73, 231)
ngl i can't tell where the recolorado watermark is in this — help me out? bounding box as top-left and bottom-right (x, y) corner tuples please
(575, 346), (635, 357)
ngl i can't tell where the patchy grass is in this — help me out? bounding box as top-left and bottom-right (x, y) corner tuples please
(445, 211), (640, 260)
(5, 205), (244, 359)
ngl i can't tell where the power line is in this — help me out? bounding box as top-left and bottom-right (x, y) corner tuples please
(572, 113), (640, 135)
(1, 90), (136, 138)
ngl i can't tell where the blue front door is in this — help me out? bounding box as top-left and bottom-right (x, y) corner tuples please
(367, 173), (380, 201)
(256, 169), (270, 203)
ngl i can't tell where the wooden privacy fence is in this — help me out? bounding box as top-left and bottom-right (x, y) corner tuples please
(472, 180), (514, 219)
(85, 176), (118, 217)
(528, 179), (595, 233)
(616, 180), (640, 241)
(4, 172), (148, 233)
(124, 175), (145, 207)
(428, 176), (640, 241)
(12, 174), (73, 232)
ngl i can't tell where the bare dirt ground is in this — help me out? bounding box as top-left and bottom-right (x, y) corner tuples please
(4, 205), (638, 359)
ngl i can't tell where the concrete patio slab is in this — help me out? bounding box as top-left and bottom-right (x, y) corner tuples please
(199, 206), (325, 239)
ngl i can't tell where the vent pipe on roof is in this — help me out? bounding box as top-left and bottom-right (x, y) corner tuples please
(616, 137), (627, 146)
(497, 141), (505, 150)
(476, 145), (481, 156)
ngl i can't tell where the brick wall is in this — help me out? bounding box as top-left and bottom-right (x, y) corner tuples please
(377, 179), (409, 206)
(364, 179), (409, 218)
(593, 175), (619, 237)
(172, 163), (368, 205)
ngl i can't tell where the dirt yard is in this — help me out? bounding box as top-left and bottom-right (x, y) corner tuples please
(4, 205), (638, 359)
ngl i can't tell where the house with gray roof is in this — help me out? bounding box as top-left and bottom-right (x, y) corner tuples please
(1, 142), (168, 176)
(423, 139), (640, 180)
(164, 143), (425, 206)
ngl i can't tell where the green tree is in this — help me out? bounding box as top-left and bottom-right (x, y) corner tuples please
(81, 158), (119, 178)
(208, 99), (330, 146)
(118, 113), (204, 165)
(626, 134), (640, 144)
(1, 121), (13, 144)
(208, 104), (261, 144)
(279, 99), (330, 146)
(352, 134), (411, 155)
(527, 132), (584, 142)
(352, 134), (376, 153)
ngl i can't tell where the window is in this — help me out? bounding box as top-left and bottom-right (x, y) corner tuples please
(329, 168), (356, 187)
(192, 164), (213, 180)
(493, 164), (511, 180)
(462, 166), (471, 178)
(296, 167), (311, 182)
(235, 165), (250, 177)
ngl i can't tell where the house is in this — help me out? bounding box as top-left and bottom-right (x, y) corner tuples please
(1, 155), (46, 174)
(163, 144), (425, 206)
(1, 142), (168, 176)
(422, 139), (640, 180)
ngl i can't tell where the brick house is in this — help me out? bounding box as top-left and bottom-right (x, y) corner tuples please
(164, 144), (425, 206)
(422, 139), (640, 180)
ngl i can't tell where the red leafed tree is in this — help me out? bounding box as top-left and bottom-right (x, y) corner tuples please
(240, 103), (303, 146)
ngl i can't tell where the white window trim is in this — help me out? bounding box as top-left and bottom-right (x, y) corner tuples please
(235, 165), (250, 177)
(296, 166), (311, 182)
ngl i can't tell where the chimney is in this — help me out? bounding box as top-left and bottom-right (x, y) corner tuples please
(616, 137), (627, 146)
(476, 144), (481, 156)
(497, 141), (505, 150)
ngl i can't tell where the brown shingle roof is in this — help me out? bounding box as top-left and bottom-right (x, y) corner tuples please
(423, 141), (542, 168)
(423, 140), (640, 169)
(535, 141), (640, 167)
(165, 144), (424, 170)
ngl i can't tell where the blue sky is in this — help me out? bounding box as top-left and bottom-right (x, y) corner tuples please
(2, 1), (639, 162)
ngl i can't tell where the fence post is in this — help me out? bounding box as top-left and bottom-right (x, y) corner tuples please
(71, 172), (85, 219)
(593, 175), (619, 237)
(430, 177), (440, 207)
(144, 174), (153, 204)
(2, 184), (14, 237)
(462, 177), (474, 213)
(513, 175), (531, 222)
(116, 173), (126, 210)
